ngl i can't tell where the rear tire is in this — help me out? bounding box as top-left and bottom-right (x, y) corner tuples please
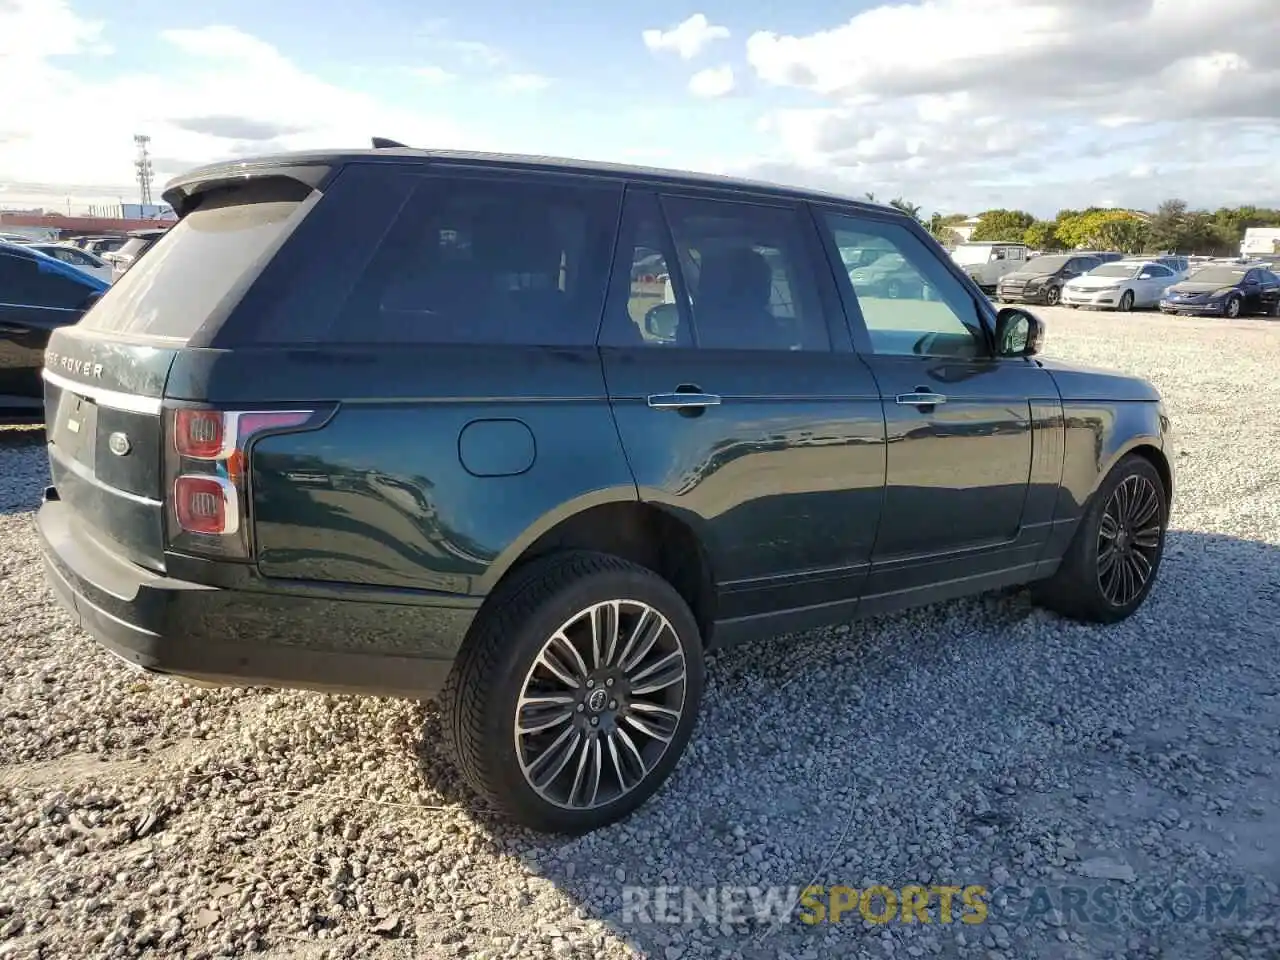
(1032, 454), (1167, 624)
(439, 551), (704, 833)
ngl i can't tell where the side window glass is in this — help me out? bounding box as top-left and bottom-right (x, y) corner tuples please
(601, 192), (688, 347)
(333, 175), (620, 346)
(822, 212), (987, 360)
(660, 195), (830, 352)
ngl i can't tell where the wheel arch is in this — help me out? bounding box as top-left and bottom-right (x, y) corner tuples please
(479, 497), (717, 642)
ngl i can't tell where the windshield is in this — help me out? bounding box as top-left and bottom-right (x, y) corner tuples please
(1186, 266), (1246, 284)
(1088, 263), (1140, 278)
(951, 245), (994, 266)
(1029, 255), (1071, 271)
(81, 180), (317, 340)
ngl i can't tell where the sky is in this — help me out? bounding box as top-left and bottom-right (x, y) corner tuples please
(3, 0), (1279, 218)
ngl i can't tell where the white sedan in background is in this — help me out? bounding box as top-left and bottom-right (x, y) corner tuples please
(1061, 259), (1181, 311)
(21, 243), (114, 284)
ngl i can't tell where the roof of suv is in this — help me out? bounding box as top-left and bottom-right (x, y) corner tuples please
(163, 147), (900, 217)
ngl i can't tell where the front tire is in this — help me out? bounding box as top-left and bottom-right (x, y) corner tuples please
(1032, 454), (1167, 623)
(1045, 285), (1061, 306)
(1225, 295), (1241, 319)
(1117, 290), (1134, 312)
(439, 551), (704, 833)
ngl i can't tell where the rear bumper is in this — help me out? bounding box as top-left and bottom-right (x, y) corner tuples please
(38, 497), (468, 700)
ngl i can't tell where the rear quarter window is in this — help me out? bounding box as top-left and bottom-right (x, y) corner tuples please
(80, 179), (317, 342)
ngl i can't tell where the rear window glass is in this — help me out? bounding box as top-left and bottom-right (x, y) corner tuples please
(81, 180), (316, 341)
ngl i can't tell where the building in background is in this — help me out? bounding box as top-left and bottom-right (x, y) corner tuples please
(120, 202), (175, 221)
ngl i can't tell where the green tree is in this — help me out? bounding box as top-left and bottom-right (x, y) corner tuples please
(888, 197), (922, 221)
(1146, 199), (1188, 252)
(970, 209), (1036, 241)
(1023, 220), (1062, 251)
(1056, 210), (1148, 253)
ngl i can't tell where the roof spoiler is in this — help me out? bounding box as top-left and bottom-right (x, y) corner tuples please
(371, 137), (408, 149)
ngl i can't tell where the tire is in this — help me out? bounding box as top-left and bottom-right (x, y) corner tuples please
(439, 550), (704, 833)
(1225, 296), (1241, 319)
(1032, 454), (1167, 624)
(1117, 290), (1134, 312)
(1045, 285), (1061, 306)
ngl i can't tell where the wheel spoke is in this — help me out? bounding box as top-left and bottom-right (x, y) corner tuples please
(1099, 512), (1120, 541)
(547, 631), (590, 684)
(605, 733), (629, 792)
(1133, 524), (1162, 549)
(1130, 482), (1159, 527)
(591, 602), (619, 669)
(613, 726), (648, 779)
(629, 649), (683, 685)
(623, 712), (675, 744)
(586, 738), (603, 807)
(527, 726), (581, 788)
(618, 611), (664, 673)
(1129, 548), (1152, 583)
(516, 694), (576, 735)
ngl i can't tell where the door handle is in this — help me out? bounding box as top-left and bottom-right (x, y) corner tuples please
(896, 392), (947, 406)
(647, 392), (722, 410)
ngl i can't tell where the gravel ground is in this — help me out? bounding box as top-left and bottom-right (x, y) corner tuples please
(2, 307), (1278, 960)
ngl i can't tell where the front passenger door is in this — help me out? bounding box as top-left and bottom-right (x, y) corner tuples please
(815, 210), (1060, 602)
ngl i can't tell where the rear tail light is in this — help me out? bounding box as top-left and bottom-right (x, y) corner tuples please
(174, 475), (238, 536)
(165, 408), (313, 558)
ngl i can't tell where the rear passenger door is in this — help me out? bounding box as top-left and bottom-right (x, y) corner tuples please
(814, 208), (1060, 603)
(599, 189), (886, 631)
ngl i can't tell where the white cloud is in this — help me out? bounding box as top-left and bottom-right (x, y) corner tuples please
(407, 66), (456, 84)
(688, 65), (734, 98)
(740, 0), (1280, 213)
(642, 13), (729, 60)
(497, 72), (552, 93)
(0, 11), (478, 207)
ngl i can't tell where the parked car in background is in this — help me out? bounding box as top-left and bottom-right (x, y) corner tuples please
(847, 251), (932, 299)
(36, 146), (1175, 834)
(1159, 264), (1280, 318)
(950, 242), (1030, 293)
(1150, 255), (1189, 276)
(0, 241), (109, 423)
(23, 243), (114, 283)
(996, 253), (1102, 306)
(103, 227), (169, 283)
(75, 236), (129, 256)
(1062, 260), (1180, 311)
(1075, 250), (1125, 264)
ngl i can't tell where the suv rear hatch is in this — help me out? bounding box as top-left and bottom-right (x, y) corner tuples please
(44, 172), (324, 573)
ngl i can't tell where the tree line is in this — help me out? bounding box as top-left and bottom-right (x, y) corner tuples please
(904, 201), (1280, 256)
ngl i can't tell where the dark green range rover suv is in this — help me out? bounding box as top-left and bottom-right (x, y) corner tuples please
(38, 148), (1174, 833)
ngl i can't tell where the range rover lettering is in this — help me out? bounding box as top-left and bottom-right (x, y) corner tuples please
(38, 147), (1174, 833)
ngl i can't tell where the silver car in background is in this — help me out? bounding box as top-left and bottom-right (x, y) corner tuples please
(1061, 259), (1182, 311)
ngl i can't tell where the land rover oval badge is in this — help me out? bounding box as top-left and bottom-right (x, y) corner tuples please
(108, 432), (131, 457)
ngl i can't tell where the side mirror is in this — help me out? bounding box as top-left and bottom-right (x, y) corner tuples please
(643, 303), (680, 342)
(995, 306), (1044, 357)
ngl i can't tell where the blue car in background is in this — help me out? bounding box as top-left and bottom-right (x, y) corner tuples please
(1, 241), (109, 424)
